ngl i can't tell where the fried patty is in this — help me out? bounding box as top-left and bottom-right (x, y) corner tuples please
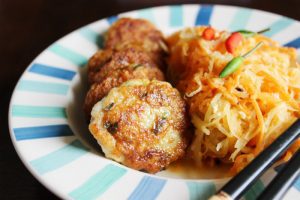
(89, 79), (189, 173)
(87, 46), (162, 85)
(104, 18), (167, 68)
(84, 66), (164, 117)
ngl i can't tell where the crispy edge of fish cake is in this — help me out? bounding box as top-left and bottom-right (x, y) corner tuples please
(88, 46), (162, 85)
(84, 66), (165, 118)
(89, 79), (190, 173)
(104, 18), (167, 69)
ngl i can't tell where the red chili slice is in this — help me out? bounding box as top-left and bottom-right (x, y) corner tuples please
(225, 32), (243, 54)
(202, 27), (215, 40)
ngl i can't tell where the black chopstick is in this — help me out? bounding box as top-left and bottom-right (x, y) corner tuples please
(209, 119), (300, 200)
(257, 148), (300, 200)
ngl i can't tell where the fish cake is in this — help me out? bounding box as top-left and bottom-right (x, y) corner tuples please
(84, 66), (165, 117)
(89, 79), (189, 173)
(88, 46), (161, 85)
(104, 18), (167, 68)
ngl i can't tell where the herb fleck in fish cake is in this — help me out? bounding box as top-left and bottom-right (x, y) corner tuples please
(89, 79), (190, 173)
(87, 46), (163, 85)
(84, 46), (165, 117)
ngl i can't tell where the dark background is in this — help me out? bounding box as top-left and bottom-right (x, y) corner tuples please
(1, 0), (299, 199)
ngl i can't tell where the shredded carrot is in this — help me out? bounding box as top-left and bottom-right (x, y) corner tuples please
(230, 154), (254, 175)
(282, 151), (293, 162)
(167, 26), (300, 174)
(247, 134), (259, 147)
(275, 139), (300, 166)
(251, 98), (265, 154)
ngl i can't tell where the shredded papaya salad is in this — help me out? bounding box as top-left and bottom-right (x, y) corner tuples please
(167, 26), (300, 174)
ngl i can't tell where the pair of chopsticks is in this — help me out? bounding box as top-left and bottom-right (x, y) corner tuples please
(209, 119), (300, 200)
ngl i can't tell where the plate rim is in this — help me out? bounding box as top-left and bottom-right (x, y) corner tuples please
(8, 3), (300, 199)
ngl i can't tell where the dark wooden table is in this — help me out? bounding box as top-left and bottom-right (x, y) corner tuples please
(1, 0), (299, 199)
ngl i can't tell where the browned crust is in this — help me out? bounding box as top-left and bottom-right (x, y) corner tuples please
(100, 81), (190, 173)
(84, 66), (165, 117)
(104, 18), (167, 69)
(88, 46), (162, 85)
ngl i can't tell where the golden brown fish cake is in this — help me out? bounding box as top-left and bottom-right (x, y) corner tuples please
(84, 66), (165, 117)
(87, 46), (161, 85)
(104, 18), (167, 68)
(87, 48), (113, 80)
(89, 79), (190, 173)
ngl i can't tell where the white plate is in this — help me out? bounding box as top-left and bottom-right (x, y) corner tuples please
(9, 4), (300, 200)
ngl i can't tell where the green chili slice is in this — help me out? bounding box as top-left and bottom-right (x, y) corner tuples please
(237, 30), (256, 38)
(219, 57), (244, 78)
(237, 27), (270, 38)
(219, 42), (263, 78)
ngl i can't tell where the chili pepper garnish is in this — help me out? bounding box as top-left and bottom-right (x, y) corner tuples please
(219, 42), (263, 78)
(225, 32), (243, 54)
(225, 28), (270, 54)
(202, 27), (215, 40)
(236, 27), (270, 38)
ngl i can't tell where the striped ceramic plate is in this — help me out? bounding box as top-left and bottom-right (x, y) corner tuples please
(9, 4), (300, 200)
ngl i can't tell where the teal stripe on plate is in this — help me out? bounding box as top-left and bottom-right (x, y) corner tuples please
(30, 139), (88, 175)
(78, 27), (99, 43)
(186, 182), (216, 200)
(170, 5), (183, 27)
(17, 80), (69, 95)
(264, 17), (293, 37)
(195, 5), (213, 26)
(244, 180), (265, 200)
(138, 9), (156, 24)
(228, 8), (252, 31)
(284, 37), (300, 48)
(14, 124), (73, 141)
(78, 27), (104, 48)
(12, 105), (66, 118)
(48, 44), (88, 67)
(69, 164), (127, 200)
(294, 176), (300, 191)
(128, 176), (166, 200)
